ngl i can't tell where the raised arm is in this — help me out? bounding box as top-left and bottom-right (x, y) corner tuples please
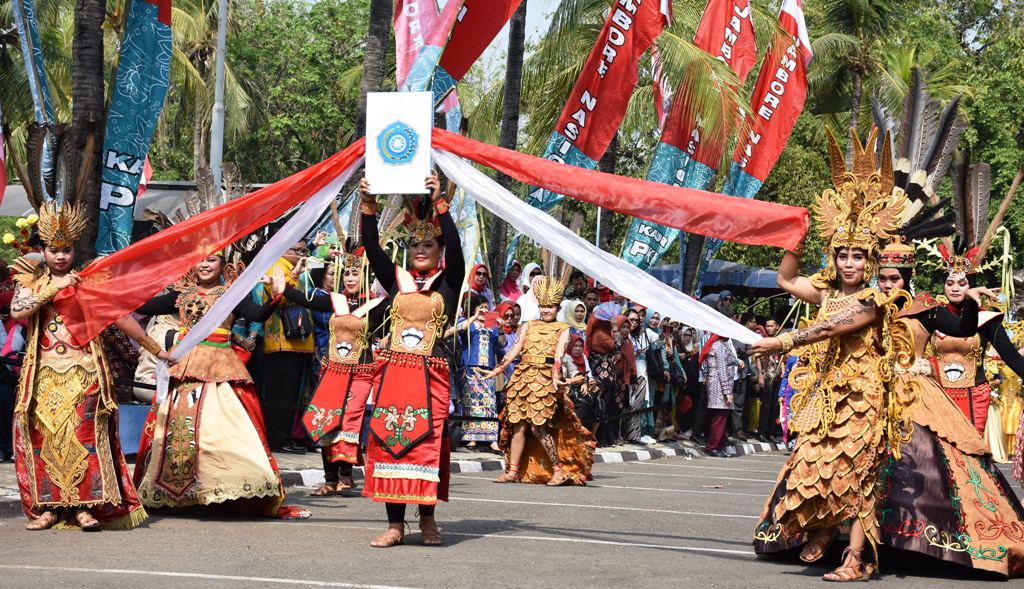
(915, 298), (978, 337)
(359, 178), (396, 293)
(750, 299), (878, 357)
(984, 322), (1024, 380)
(776, 250), (824, 305)
(429, 174), (464, 292)
(282, 285), (333, 313)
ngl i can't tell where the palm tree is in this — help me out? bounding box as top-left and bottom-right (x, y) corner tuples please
(806, 0), (905, 158)
(489, 0), (528, 275)
(354, 0), (392, 139)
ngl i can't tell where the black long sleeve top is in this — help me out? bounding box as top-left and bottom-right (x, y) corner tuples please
(282, 286), (389, 364)
(360, 209), (464, 357)
(137, 289), (279, 326)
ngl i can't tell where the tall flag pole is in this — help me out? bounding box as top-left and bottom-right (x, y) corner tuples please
(11, 0), (58, 202)
(506, 0), (671, 267)
(620, 0), (756, 271)
(693, 0), (812, 295)
(95, 0), (173, 254)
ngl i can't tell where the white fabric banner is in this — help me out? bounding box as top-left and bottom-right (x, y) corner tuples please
(433, 148), (761, 344)
(155, 159), (364, 403)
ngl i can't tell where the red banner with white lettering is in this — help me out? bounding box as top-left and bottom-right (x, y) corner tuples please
(555, 0), (669, 162)
(394, 0), (463, 88)
(660, 0), (756, 168)
(438, 0), (522, 82)
(728, 0), (812, 182)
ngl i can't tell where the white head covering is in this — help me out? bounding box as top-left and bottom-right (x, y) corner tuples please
(519, 262), (541, 293)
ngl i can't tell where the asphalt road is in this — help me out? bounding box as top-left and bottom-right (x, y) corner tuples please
(1, 452), (1021, 588)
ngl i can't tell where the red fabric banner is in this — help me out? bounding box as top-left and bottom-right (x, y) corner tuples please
(554, 0), (669, 162)
(437, 0), (522, 81)
(432, 129), (808, 250)
(660, 0), (756, 168)
(57, 129), (807, 346)
(729, 0), (812, 182)
(393, 0), (463, 87)
(56, 139), (367, 344)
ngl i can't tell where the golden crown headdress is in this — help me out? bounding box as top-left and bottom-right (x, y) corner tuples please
(813, 128), (906, 283)
(37, 201), (88, 248)
(400, 212), (441, 244)
(533, 275), (569, 307)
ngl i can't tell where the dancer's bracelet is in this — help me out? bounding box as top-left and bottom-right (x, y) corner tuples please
(138, 335), (163, 356)
(432, 195), (449, 216)
(777, 333), (794, 353)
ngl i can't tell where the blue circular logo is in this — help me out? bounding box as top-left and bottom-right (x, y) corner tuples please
(377, 121), (418, 166)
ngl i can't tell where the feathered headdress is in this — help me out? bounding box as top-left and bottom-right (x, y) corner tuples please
(813, 128), (905, 283)
(399, 196), (441, 245)
(533, 214), (583, 308)
(37, 200), (88, 248)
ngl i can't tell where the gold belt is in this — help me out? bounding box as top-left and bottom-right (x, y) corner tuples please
(522, 354), (554, 366)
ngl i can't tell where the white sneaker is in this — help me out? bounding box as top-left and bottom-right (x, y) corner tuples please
(639, 435), (657, 445)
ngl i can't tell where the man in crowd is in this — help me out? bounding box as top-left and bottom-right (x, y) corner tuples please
(258, 240), (315, 453)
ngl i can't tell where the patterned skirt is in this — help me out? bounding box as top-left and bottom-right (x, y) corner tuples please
(363, 351), (451, 505)
(459, 367), (499, 442)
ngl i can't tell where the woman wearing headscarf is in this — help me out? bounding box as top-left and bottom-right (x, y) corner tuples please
(559, 299), (587, 339)
(563, 334), (598, 432)
(466, 263), (494, 308)
(499, 261), (523, 302)
(519, 263), (542, 296)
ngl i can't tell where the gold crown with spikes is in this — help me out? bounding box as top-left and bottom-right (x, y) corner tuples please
(339, 247), (365, 272)
(37, 201), (88, 248)
(401, 214), (441, 244)
(533, 275), (569, 307)
(813, 128), (906, 282)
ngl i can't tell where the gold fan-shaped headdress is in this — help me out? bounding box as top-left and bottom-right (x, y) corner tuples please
(813, 128), (907, 284)
(37, 201), (88, 248)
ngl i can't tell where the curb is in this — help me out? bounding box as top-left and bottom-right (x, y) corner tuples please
(279, 439), (786, 489)
(0, 439), (787, 516)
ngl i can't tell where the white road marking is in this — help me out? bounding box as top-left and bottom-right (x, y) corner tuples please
(263, 522), (755, 557)
(631, 461), (780, 474)
(451, 496), (759, 519)
(0, 564), (421, 589)
(451, 475), (766, 497)
(598, 470), (777, 483)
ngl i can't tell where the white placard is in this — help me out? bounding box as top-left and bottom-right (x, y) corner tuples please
(365, 92), (433, 194)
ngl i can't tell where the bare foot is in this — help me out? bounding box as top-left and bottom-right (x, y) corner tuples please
(25, 511), (58, 531)
(370, 525), (405, 548)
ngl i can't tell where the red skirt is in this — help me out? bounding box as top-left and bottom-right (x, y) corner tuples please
(363, 351), (451, 505)
(944, 383), (991, 435)
(316, 365), (374, 464)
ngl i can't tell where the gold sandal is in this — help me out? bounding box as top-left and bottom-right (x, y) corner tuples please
(823, 547), (873, 582)
(370, 526), (405, 548)
(310, 482), (340, 496)
(75, 509), (101, 532)
(800, 528), (839, 563)
(25, 511), (58, 531)
(419, 519), (442, 546)
(494, 467), (521, 483)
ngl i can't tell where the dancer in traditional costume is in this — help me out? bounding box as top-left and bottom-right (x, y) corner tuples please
(359, 173), (463, 548)
(13, 203), (167, 531)
(928, 245), (1024, 436)
(287, 246), (385, 496)
(134, 256), (308, 518)
(872, 222), (1024, 578)
(486, 266), (595, 486)
(749, 130), (915, 581)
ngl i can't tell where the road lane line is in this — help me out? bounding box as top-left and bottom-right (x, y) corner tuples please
(451, 475), (766, 497)
(450, 496), (759, 519)
(631, 462), (780, 474)
(0, 565), (421, 589)
(262, 522), (755, 557)
(598, 470), (777, 483)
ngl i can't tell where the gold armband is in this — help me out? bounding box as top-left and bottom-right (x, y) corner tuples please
(36, 283), (61, 305)
(138, 335), (163, 356)
(777, 333), (794, 354)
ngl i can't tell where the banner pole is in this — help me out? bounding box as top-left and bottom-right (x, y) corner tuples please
(595, 206), (602, 249)
(210, 0), (228, 201)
